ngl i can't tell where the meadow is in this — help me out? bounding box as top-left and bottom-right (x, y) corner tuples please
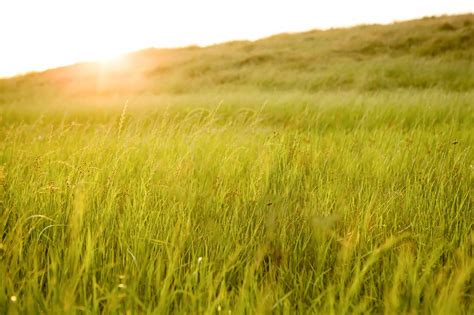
(0, 14), (473, 314)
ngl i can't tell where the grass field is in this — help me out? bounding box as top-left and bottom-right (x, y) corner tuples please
(0, 14), (473, 314)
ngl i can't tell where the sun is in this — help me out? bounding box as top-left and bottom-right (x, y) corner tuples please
(95, 53), (129, 69)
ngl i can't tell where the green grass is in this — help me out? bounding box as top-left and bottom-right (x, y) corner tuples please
(1, 14), (473, 314)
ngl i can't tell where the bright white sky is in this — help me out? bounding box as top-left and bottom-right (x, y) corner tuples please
(0, 0), (472, 77)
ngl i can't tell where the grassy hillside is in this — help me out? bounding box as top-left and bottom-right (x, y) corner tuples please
(1, 14), (474, 99)
(0, 14), (473, 314)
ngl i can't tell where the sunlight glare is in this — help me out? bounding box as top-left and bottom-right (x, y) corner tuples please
(0, 0), (472, 77)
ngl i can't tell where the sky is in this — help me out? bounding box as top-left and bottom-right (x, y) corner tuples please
(0, 0), (472, 77)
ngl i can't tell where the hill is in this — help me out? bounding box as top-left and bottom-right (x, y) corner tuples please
(1, 13), (473, 103)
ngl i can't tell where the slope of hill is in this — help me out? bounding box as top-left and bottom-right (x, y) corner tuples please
(1, 13), (473, 102)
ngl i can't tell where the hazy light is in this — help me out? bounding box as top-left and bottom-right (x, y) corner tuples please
(0, 0), (472, 77)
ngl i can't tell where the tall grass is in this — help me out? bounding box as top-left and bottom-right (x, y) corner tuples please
(0, 14), (473, 314)
(0, 90), (472, 313)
